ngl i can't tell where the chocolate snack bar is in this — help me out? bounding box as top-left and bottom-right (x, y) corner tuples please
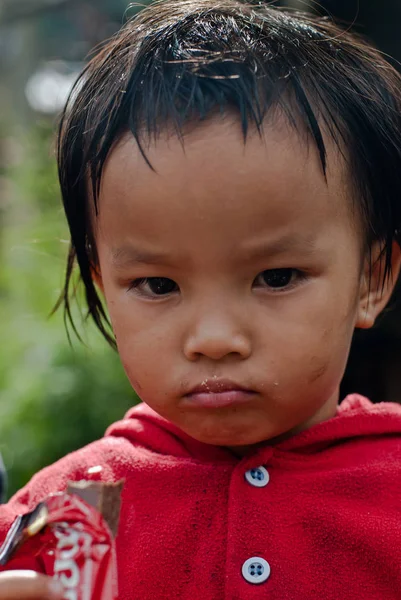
(67, 480), (123, 538)
(0, 480), (124, 600)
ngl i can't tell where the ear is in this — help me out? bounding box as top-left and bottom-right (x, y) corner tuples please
(355, 241), (401, 329)
(91, 263), (104, 293)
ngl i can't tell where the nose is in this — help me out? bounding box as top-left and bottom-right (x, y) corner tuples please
(183, 305), (252, 361)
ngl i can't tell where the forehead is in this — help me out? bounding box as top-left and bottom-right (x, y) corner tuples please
(95, 116), (354, 255)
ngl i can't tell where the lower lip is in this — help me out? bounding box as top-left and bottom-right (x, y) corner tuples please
(186, 390), (255, 408)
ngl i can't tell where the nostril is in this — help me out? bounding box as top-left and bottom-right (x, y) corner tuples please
(183, 329), (252, 362)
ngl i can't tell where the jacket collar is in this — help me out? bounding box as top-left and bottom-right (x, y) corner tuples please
(106, 394), (401, 463)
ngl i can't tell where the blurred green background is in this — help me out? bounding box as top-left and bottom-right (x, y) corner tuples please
(0, 0), (151, 497)
(0, 117), (136, 497)
(1, 0), (401, 498)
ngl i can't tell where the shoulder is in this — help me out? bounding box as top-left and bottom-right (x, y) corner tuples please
(11, 433), (153, 506)
(0, 433), (153, 541)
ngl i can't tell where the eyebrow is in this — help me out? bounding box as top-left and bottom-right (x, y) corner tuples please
(242, 234), (318, 262)
(111, 234), (319, 269)
(111, 246), (174, 268)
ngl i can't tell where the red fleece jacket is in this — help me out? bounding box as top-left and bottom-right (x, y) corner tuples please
(0, 394), (401, 599)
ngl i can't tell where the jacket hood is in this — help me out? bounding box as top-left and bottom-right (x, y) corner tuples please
(105, 394), (401, 461)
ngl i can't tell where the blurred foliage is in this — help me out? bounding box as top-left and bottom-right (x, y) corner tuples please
(0, 121), (137, 498)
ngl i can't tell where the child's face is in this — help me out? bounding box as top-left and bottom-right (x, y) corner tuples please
(94, 117), (376, 451)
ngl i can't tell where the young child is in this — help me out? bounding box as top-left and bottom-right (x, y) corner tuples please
(1, 0), (401, 598)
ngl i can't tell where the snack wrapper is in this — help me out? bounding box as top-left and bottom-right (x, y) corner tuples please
(0, 481), (123, 600)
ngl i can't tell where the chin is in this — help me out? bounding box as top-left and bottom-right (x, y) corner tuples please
(188, 428), (263, 447)
(179, 412), (280, 447)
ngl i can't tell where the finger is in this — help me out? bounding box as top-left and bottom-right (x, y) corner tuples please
(0, 571), (63, 599)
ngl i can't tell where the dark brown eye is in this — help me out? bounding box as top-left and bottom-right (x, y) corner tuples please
(129, 277), (178, 296)
(143, 278), (177, 295)
(260, 269), (294, 288)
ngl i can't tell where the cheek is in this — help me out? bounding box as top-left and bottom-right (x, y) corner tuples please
(117, 337), (159, 396)
(308, 358), (328, 384)
(304, 318), (355, 391)
(101, 281), (186, 401)
(270, 296), (357, 393)
(112, 316), (175, 398)
(106, 290), (169, 350)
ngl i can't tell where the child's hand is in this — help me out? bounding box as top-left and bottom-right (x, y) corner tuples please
(0, 571), (63, 599)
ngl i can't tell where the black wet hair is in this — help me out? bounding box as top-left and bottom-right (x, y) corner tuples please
(57, 0), (401, 347)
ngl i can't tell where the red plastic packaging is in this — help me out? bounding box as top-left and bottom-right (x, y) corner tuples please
(0, 492), (118, 600)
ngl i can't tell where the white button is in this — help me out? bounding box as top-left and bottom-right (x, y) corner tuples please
(244, 466), (269, 487)
(242, 557), (271, 584)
